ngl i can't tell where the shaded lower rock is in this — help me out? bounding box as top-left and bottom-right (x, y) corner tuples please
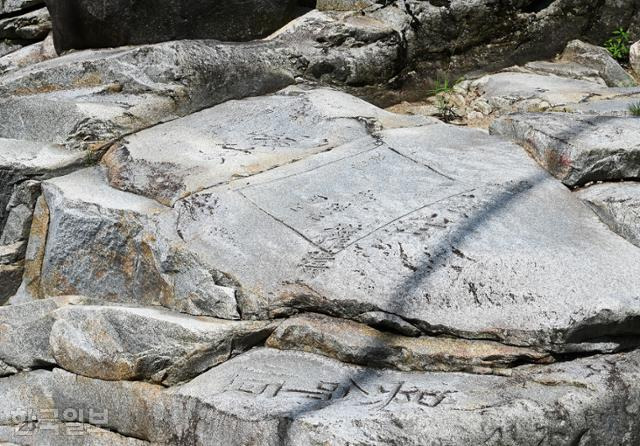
(0, 423), (149, 445)
(39, 348), (640, 445)
(577, 182), (640, 248)
(490, 112), (640, 187)
(50, 305), (277, 386)
(266, 313), (553, 375)
(0, 7), (50, 42)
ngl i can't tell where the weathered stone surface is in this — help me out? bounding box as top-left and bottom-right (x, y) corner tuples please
(46, 0), (298, 52)
(561, 39), (637, 88)
(103, 86), (432, 205)
(554, 96), (640, 116)
(267, 313), (553, 374)
(173, 124), (640, 351)
(0, 262), (22, 302)
(0, 32), (56, 75)
(632, 40), (640, 76)
(0, 370), (53, 425)
(172, 348), (640, 445)
(32, 167), (243, 319)
(0, 241), (25, 264)
(40, 348), (640, 445)
(0, 359), (18, 377)
(0, 296), (86, 370)
(577, 182), (640, 248)
(0, 423), (149, 445)
(0, 39), (22, 57)
(0, 7), (50, 41)
(522, 60), (607, 85)
(50, 305), (276, 385)
(491, 113), (640, 187)
(1, 179), (40, 245)
(317, 0), (374, 11)
(0, 0), (43, 15)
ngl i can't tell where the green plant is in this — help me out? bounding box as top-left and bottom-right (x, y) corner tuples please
(604, 27), (631, 63)
(629, 101), (640, 117)
(429, 76), (463, 95)
(435, 95), (458, 123)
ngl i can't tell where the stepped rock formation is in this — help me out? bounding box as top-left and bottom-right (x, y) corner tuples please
(3, 0), (640, 444)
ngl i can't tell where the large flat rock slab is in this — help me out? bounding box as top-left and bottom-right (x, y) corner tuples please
(103, 86), (432, 205)
(577, 182), (640, 248)
(490, 113), (640, 187)
(170, 348), (640, 445)
(175, 124), (640, 350)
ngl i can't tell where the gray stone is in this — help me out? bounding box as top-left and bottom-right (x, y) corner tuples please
(1, 180), (40, 245)
(45, 0), (298, 52)
(577, 182), (640, 248)
(103, 86), (432, 205)
(317, 0), (375, 11)
(561, 39), (637, 88)
(0, 33), (56, 75)
(522, 60), (607, 85)
(632, 40), (640, 76)
(0, 296), (85, 370)
(0, 241), (25, 264)
(50, 305), (276, 385)
(0, 39), (22, 57)
(172, 348), (640, 445)
(0, 423), (149, 445)
(171, 124), (640, 351)
(266, 313), (553, 374)
(0, 0), (43, 15)
(0, 359), (18, 377)
(32, 167), (242, 319)
(0, 370), (53, 426)
(0, 7), (50, 41)
(490, 113), (640, 187)
(0, 263), (22, 303)
(554, 96), (640, 116)
(41, 348), (640, 445)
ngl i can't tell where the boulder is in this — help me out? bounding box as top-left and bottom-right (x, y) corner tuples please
(0, 370), (53, 426)
(0, 7), (50, 41)
(577, 182), (640, 248)
(45, 0), (298, 52)
(266, 313), (553, 374)
(103, 86), (432, 206)
(631, 40), (640, 75)
(0, 0), (43, 15)
(561, 39), (637, 88)
(174, 124), (640, 351)
(0, 296), (86, 371)
(0, 32), (56, 75)
(490, 113), (640, 187)
(50, 305), (276, 385)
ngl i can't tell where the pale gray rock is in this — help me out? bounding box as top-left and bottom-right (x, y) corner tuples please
(0, 296), (62, 367)
(103, 86), (432, 205)
(1, 180), (40, 245)
(561, 40), (637, 88)
(0, 7), (50, 41)
(46, 0), (298, 52)
(522, 60), (607, 85)
(577, 182), (640, 248)
(42, 349), (640, 445)
(0, 39), (22, 57)
(50, 305), (276, 385)
(173, 348), (640, 445)
(175, 124), (640, 350)
(632, 40), (640, 76)
(33, 167), (241, 319)
(0, 370), (53, 426)
(0, 33), (56, 75)
(554, 96), (640, 116)
(317, 0), (375, 10)
(267, 313), (553, 374)
(0, 423), (149, 445)
(0, 241), (25, 264)
(0, 359), (18, 377)
(490, 113), (640, 187)
(0, 296), (86, 370)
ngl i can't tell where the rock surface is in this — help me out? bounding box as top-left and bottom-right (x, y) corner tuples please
(46, 0), (298, 52)
(561, 39), (637, 88)
(0, 7), (50, 41)
(632, 40), (640, 76)
(267, 313), (553, 374)
(490, 112), (640, 187)
(577, 182), (640, 248)
(50, 305), (276, 385)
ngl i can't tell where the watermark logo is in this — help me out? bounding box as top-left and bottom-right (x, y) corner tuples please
(11, 408), (109, 437)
